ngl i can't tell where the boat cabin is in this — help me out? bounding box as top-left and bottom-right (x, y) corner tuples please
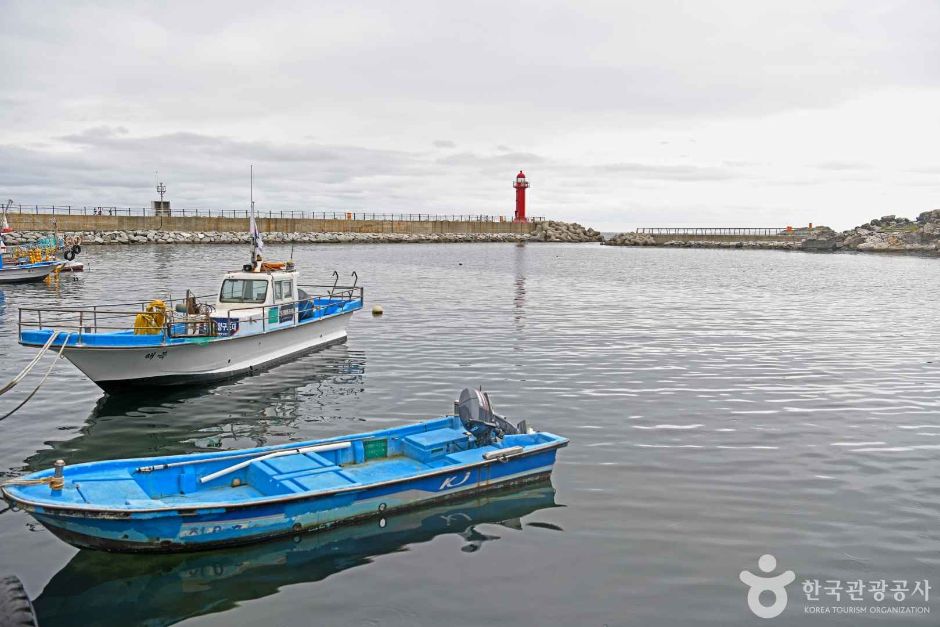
(214, 268), (299, 319)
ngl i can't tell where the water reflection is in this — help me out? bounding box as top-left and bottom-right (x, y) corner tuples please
(26, 345), (367, 470)
(513, 243), (526, 328)
(34, 483), (561, 627)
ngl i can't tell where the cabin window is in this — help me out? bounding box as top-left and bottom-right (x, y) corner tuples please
(274, 280), (294, 301)
(219, 279), (269, 303)
(274, 280), (293, 302)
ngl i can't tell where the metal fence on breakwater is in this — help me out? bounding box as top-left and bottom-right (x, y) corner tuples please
(635, 227), (800, 237)
(632, 226), (820, 243)
(4, 204), (545, 223)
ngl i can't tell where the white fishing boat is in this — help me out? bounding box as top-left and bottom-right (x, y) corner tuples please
(17, 182), (363, 392)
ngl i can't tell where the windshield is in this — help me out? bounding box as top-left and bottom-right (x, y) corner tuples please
(219, 278), (269, 304)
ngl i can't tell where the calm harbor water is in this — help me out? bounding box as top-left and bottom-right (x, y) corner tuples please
(2, 243), (940, 626)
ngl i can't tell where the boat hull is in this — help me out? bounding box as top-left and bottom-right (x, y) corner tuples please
(32, 483), (559, 627)
(28, 450), (560, 553)
(62, 311), (353, 392)
(0, 262), (59, 284)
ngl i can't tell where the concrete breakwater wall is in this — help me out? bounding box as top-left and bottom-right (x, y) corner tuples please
(2, 221), (602, 246)
(7, 213), (534, 236)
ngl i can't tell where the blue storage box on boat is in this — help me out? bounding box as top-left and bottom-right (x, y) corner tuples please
(403, 427), (470, 462)
(298, 299), (315, 321)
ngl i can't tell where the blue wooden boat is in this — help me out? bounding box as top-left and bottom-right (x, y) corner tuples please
(2, 389), (567, 552)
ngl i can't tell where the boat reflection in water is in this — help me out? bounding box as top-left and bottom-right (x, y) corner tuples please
(26, 345), (366, 470)
(34, 482), (561, 627)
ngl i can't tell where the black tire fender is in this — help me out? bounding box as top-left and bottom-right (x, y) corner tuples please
(64, 250), (75, 261)
(71, 244), (81, 255)
(0, 575), (38, 627)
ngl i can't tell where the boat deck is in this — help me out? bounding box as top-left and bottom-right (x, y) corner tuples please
(19, 298), (361, 348)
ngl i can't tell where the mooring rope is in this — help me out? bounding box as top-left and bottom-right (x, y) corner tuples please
(0, 331), (60, 397)
(0, 476), (53, 487)
(0, 333), (71, 423)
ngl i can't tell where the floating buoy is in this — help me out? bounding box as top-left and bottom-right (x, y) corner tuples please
(372, 305), (384, 316)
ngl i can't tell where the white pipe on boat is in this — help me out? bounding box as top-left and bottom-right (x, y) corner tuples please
(199, 441), (351, 484)
(482, 446), (524, 461)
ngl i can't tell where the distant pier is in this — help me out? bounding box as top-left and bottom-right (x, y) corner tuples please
(634, 227), (814, 245)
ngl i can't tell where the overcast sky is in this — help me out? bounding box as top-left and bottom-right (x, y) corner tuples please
(2, 0), (939, 231)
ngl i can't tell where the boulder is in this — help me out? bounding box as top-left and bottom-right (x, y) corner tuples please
(801, 238), (838, 252)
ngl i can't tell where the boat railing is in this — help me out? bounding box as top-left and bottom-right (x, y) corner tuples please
(17, 286), (364, 343)
(207, 284), (364, 336)
(17, 293), (217, 339)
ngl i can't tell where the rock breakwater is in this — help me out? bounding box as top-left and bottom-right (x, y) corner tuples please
(1, 220), (602, 246)
(601, 231), (809, 250)
(530, 221), (603, 242)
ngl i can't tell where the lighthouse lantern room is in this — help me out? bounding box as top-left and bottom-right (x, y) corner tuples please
(513, 170), (529, 221)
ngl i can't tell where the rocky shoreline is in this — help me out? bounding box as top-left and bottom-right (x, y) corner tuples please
(605, 211), (940, 255)
(1, 220), (602, 246)
(802, 211), (940, 253)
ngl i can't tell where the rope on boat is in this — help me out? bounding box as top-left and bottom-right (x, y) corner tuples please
(2, 461), (65, 490)
(0, 334), (71, 423)
(134, 300), (167, 335)
(0, 476), (53, 487)
(0, 331), (60, 397)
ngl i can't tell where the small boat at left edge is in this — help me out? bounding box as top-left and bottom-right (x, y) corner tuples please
(0, 201), (83, 283)
(0, 234), (82, 284)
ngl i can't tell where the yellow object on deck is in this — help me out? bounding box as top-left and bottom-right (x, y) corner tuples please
(134, 300), (167, 335)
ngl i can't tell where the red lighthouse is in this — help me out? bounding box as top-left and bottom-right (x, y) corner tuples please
(513, 170), (529, 221)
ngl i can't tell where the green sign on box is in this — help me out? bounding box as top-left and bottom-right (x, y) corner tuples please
(363, 438), (388, 460)
(268, 307), (279, 324)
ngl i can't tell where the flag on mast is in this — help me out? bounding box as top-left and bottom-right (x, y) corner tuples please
(1, 200), (12, 234)
(249, 206), (263, 253)
(249, 166), (263, 255)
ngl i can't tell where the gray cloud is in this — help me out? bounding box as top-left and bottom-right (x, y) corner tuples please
(2, 1), (940, 230)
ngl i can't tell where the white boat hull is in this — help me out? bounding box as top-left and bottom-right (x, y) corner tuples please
(62, 311), (353, 392)
(0, 263), (59, 284)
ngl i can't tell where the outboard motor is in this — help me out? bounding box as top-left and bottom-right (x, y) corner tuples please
(456, 388), (527, 444)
